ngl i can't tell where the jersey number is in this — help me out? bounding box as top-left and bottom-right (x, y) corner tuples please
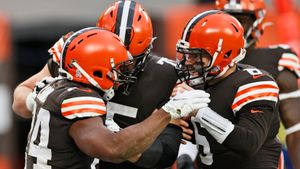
(27, 108), (52, 165)
(244, 68), (263, 76)
(157, 58), (177, 67)
(192, 119), (213, 165)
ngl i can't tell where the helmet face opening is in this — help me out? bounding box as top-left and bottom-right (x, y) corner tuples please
(176, 48), (213, 88)
(60, 27), (139, 97)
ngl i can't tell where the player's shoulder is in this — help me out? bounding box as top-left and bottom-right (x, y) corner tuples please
(49, 79), (100, 100)
(235, 64), (276, 83)
(267, 44), (296, 54)
(46, 79), (106, 120)
(145, 54), (178, 79)
(231, 64), (279, 113)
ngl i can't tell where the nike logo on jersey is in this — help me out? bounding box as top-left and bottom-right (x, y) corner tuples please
(250, 109), (263, 113)
(252, 74), (265, 79)
(78, 88), (93, 93)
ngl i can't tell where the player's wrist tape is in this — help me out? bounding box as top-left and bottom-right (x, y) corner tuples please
(26, 92), (35, 112)
(286, 123), (300, 135)
(196, 107), (234, 144)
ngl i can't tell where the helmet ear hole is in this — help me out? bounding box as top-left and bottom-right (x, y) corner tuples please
(93, 71), (103, 78)
(231, 23), (239, 32)
(67, 63), (73, 69)
(138, 15), (142, 21)
(110, 11), (113, 18)
(225, 50), (232, 58)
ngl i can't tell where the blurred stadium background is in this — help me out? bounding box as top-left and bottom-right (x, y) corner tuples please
(0, 0), (299, 168)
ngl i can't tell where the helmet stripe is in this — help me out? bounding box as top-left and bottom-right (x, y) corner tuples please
(182, 10), (220, 41)
(125, 1), (136, 48)
(115, 0), (136, 48)
(115, 1), (124, 36)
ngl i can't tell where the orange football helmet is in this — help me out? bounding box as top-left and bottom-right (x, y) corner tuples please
(215, 0), (266, 48)
(176, 10), (245, 87)
(60, 27), (135, 100)
(97, 0), (153, 57)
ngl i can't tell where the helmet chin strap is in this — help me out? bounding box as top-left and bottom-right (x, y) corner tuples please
(70, 60), (115, 101)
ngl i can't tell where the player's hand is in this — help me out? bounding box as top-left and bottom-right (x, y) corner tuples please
(162, 90), (210, 119)
(171, 82), (194, 97)
(169, 118), (193, 143)
(34, 76), (55, 94)
(180, 118), (193, 143)
(26, 76), (55, 112)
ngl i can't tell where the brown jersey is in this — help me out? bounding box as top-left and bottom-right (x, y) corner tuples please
(25, 79), (106, 169)
(192, 64), (281, 169)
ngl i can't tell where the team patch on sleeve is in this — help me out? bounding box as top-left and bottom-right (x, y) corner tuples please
(61, 96), (106, 119)
(278, 53), (300, 77)
(232, 81), (279, 114)
(48, 37), (64, 64)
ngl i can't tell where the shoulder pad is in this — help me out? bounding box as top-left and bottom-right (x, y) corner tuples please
(231, 68), (279, 114)
(278, 52), (300, 78)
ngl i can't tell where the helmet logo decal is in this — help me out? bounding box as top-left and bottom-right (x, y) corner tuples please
(75, 69), (82, 78)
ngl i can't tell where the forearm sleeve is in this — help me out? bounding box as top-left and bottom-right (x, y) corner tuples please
(135, 124), (182, 168)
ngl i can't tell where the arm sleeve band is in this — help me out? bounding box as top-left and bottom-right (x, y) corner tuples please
(286, 123), (300, 135)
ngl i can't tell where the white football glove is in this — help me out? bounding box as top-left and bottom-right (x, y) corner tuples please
(162, 90), (210, 119)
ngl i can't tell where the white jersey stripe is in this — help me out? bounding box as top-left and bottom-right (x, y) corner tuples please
(233, 88), (279, 105)
(237, 81), (278, 92)
(281, 53), (299, 61)
(233, 96), (278, 114)
(278, 60), (300, 69)
(63, 96), (104, 104)
(62, 104), (106, 113)
(119, 0), (131, 42)
(65, 112), (103, 119)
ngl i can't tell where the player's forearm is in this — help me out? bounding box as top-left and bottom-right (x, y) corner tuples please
(12, 64), (51, 118)
(110, 109), (171, 162)
(224, 109), (275, 158)
(12, 85), (33, 118)
(134, 124), (182, 168)
(286, 131), (300, 169)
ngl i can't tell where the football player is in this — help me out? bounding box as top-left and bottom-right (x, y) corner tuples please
(13, 1), (199, 168)
(25, 27), (209, 169)
(174, 10), (281, 168)
(216, 0), (300, 168)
